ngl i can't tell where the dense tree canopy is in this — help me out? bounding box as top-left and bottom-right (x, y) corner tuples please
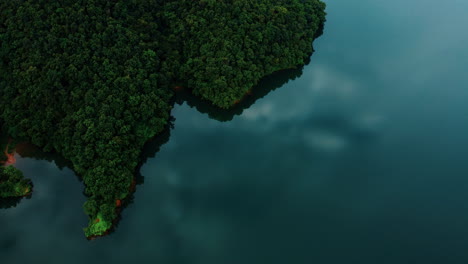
(165, 0), (326, 107)
(0, 166), (32, 198)
(0, 0), (326, 237)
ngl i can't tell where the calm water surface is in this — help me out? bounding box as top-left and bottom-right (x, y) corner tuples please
(2, 0), (468, 263)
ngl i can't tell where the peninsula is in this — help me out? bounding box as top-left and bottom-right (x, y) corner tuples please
(0, 166), (32, 198)
(0, 0), (326, 237)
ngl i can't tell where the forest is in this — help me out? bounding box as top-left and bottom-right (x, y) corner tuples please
(0, 166), (32, 198)
(0, 0), (326, 237)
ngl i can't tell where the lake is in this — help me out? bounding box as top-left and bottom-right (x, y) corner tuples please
(2, 0), (468, 263)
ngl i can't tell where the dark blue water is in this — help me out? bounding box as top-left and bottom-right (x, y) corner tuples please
(2, 0), (468, 263)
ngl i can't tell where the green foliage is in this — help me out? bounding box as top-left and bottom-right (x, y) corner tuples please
(1, 0), (172, 237)
(0, 166), (32, 198)
(0, 0), (326, 237)
(165, 0), (327, 108)
(84, 213), (113, 238)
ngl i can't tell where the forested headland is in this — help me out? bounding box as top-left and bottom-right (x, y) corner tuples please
(0, 0), (326, 237)
(0, 136), (33, 199)
(0, 165), (32, 198)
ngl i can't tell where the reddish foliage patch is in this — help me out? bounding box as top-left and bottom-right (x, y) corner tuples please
(2, 143), (16, 166)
